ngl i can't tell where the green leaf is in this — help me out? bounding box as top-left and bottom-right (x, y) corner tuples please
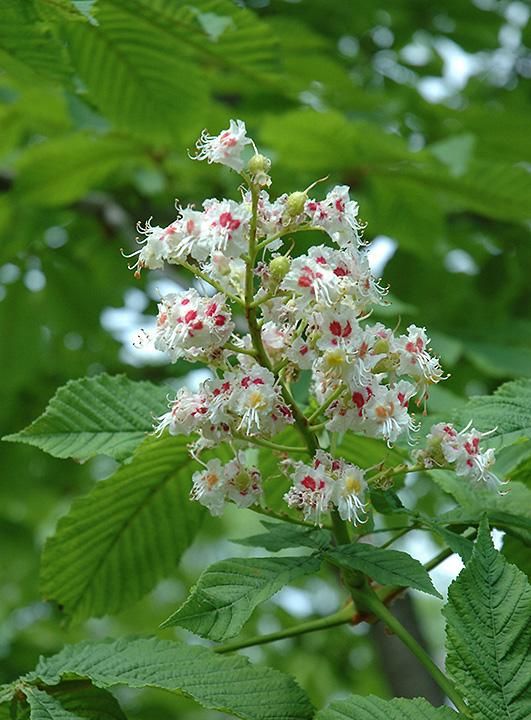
(464, 341), (531, 380)
(420, 516), (474, 563)
(337, 432), (406, 469)
(369, 488), (405, 515)
(13, 134), (145, 207)
(430, 525), (474, 563)
(503, 534), (531, 581)
(429, 134), (476, 177)
(430, 470), (531, 543)
(43, 684), (125, 720)
(0, 0), (71, 84)
(2, 682), (125, 720)
(261, 110), (412, 174)
(456, 379), (531, 446)
(161, 554), (321, 640)
(4, 374), (169, 462)
(401, 158), (531, 222)
(443, 519), (531, 720)
(326, 544), (441, 598)
(366, 176), (444, 258)
(441, 506), (531, 547)
(26, 688), (82, 720)
(235, 520), (332, 552)
(40, 434), (204, 622)
(117, 0), (280, 84)
(29, 638), (314, 720)
(315, 695), (458, 720)
(63, 0), (208, 140)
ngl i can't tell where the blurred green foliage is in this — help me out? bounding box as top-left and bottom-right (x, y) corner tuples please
(1, 0), (530, 717)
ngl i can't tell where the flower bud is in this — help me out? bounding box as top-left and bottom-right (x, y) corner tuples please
(232, 469), (252, 493)
(248, 153), (271, 175)
(248, 154), (272, 188)
(373, 338), (389, 355)
(286, 191), (307, 217)
(269, 255), (291, 279)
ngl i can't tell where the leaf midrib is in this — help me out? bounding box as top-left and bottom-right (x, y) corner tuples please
(106, 0), (283, 90)
(66, 456), (189, 618)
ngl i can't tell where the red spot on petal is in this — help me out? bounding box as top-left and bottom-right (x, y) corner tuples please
(330, 320), (342, 337)
(301, 475), (316, 491)
(352, 392), (365, 410)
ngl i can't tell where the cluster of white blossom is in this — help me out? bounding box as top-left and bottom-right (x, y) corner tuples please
(155, 365), (293, 450)
(191, 452), (262, 516)
(414, 422), (501, 489)
(128, 119), (499, 522)
(284, 450), (367, 526)
(153, 289), (234, 363)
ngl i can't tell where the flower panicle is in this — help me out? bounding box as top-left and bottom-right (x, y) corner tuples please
(123, 118), (502, 522)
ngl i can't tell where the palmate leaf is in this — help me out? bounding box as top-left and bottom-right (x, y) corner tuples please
(161, 554), (321, 640)
(29, 638), (314, 720)
(40, 434), (204, 622)
(326, 544), (441, 598)
(315, 695), (457, 720)
(443, 520), (531, 720)
(116, 0), (280, 84)
(62, 0), (279, 140)
(63, 0), (207, 141)
(4, 374), (169, 462)
(0, 0), (71, 84)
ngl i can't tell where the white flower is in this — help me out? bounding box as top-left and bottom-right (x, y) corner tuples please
(194, 119), (252, 172)
(324, 382), (379, 434)
(167, 207), (206, 262)
(190, 453), (263, 516)
(394, 325), (446, 398)
(154, 387), (210, 437)
(256, 192), (304, 250)
(333, 462), (367, 525)
(284, 450), (366, 526)
(125, 218), (180, 276)
(227, 365), (287, 436)
(436, 422), (501, 488)
(202, 198), (251, 259)
(201, 252), (246, 296)
(281, 250), (340, 308)
(154, 289), (234, 362)
(363, 380), (417, 444)
(224, 452), (263, 508)
(191, 459), (228, 516)
(305, 185), (363, 247)
(286, 336), (316, 369)
(261, 321), (291, 361)
(284, 462), (333, 526)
